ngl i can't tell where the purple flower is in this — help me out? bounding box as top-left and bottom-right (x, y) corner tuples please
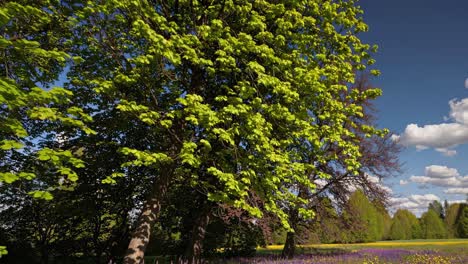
(222, 248), (466, 264)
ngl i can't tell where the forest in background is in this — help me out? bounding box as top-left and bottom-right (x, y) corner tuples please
(271, 192), (468, 245)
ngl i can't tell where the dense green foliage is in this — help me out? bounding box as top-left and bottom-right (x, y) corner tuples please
(342, 190), (381, 242)
(457, 205), (468, 238)
(74, 0), (382, 226)
(389, 209), (421, 240)
(446, 203), (462, 237)
(420, 210), (447, 239)
(271, 196), (468, 247)
(0, 1), (94, 191)
(429, 200), (445, 219)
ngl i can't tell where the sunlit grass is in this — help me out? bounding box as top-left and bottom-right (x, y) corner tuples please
(144, 240), (468, 263)
(251, 239), (468, 263)
(259, 239), (468, 252)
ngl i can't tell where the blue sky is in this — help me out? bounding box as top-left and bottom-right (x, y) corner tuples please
(359, 0), (468, 215)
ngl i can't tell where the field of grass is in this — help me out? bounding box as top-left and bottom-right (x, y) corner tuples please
(245, 239), (468, 263)
(143, 239), (468, 263)
(260, 238), (468, 252)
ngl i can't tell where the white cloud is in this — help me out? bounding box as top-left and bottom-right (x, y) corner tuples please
(425, 165), (459, 178)
(409, 176), (461, 187)
(449, 98), (468, 125)
(381, 185), (393, 194)
(396, 97), (468, 156)
(391, 134), (400, 142)
(411, 194), (441, 202)
(444, 188), (468, 195)
(408, 165), (468, 188)
(399, 179), (408, 185)
(461, 176), (468, 185)
(435, 148), (457, 156)
(398, 123), (468, 150)
(390, 194), (441, 216)
(366, 174), (393, 194)
(465, 78), (468, 89)
(340, 174), (392, 194)
(366, 174), (380, 184)
(449, 199), (467, 204)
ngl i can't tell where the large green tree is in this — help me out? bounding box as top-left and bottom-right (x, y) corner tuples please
(60, 1), (384, 262)
(445, 203), (462, 238)
(457, 204), (468, 238)
(342, 190), (380, 242)
(2, 0), (384, 262)
(389, 209), (421, 240)
(279, 72), (399, 257)
(428, 200), (444, 219)
(420, 209), (446, 239)
(306, 196), (346, 244)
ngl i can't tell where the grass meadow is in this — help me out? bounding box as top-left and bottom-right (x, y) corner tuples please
(143, 239), (468, 263)
(244, 239), (468, 263)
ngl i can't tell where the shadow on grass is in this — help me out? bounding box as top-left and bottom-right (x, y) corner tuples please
(141, 247), (351, 263)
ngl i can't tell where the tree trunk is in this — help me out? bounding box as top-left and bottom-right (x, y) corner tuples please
(282, 207), (298, 259)
(185, 205), (212, 264)
(281, 231), (296, 259)
(123, 169), (173, 264)
(39, 240), (49, 264)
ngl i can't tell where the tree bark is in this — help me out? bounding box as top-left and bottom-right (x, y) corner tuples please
(281, 207), (298, 259)
(123, 168), (173, 264)
(185, 205), (212, 264)
(281, 231), (296, 259)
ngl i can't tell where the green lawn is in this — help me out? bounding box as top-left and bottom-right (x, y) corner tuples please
(257, 239), (468, 255)
(141, 239), (468, 263)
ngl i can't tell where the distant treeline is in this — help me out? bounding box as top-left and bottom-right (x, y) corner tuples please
(271, 190), (468, 245)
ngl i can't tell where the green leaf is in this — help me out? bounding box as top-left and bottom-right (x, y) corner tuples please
(0, 246), (7, 257)
(29, 191), (53, 200)
(0, 172), (18, 183)
(19, 172), (35, 180)
(0, 140), (23, 150)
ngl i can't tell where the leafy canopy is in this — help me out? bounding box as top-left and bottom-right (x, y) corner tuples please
(1, 0), (384, 236)
(0, 2), (94, 199)
(68, 0), (384, 229)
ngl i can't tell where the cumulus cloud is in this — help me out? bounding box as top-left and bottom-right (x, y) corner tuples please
(412, 194), (440, 203)
(390, 134), (400, 142)
(318, 173), (393, 195)
(381, 185), (393, 194)
(390, 194), (440, 216)
(396, 97), (468, 156)
(449, 98), (468, 125)
(444, 188), (468, 194)
(407, 165), (468, 190)
(397, 123), (468, 150)
(365, 174), (393, 194)
(409, 176), (461, 187)
(399, 179), (408, 185)
(425, 165), (459, 177)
